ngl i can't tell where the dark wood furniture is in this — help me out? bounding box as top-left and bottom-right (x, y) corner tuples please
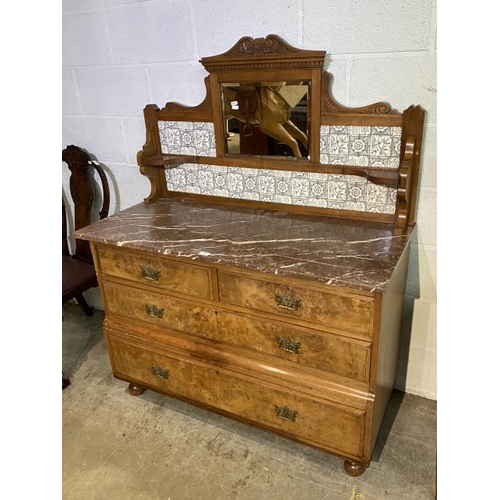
(62, 145), (110, 387)
(75, 35), (424, 475)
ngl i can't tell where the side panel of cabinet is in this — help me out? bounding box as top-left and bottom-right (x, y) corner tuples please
(368, 242), (411, 455)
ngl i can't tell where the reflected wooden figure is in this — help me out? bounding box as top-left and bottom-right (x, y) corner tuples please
(223, 84), (308, 158)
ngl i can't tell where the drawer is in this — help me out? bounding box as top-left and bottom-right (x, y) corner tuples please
(218, 272), (374, 336)
(107, 333), (366, 460)
(96, 245), (213, 299)
(215, 311), (371, 382)
(103, 281), (217, 337)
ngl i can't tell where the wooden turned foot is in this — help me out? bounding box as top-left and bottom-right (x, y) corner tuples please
(128, 383), (146, 396)
(62, 372), (71, 390)
(344, 460), (366, 477)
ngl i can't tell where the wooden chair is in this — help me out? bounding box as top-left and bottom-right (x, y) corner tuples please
(62, 145), (110, 388)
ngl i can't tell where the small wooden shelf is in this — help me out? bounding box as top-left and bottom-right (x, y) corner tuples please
(140, 153), (400, 187)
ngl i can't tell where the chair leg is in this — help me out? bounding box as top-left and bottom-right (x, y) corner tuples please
(75, 293), (93, 316)
(63, 371), (71, 389)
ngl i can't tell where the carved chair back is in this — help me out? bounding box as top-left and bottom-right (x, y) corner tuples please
(62, 145), (110, 262)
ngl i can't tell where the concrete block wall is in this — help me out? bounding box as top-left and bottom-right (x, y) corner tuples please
(62, 0), (437, 400)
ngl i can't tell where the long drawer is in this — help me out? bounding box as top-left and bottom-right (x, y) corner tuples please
(103, 281), (370, 383)
(215, 310), (371, 383)
(218, 271), (374, 336)
(107, 332), (366, 460)
(96, 245), (214, 299)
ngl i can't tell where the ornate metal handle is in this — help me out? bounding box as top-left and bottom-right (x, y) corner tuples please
(151, 364), (169, 379)
(276, 336), (301, 354)
(274, 405), (298, 422)
(275, 290), (301, 311)
(141, 265), (161, 281)
(145, 303), (164, 318)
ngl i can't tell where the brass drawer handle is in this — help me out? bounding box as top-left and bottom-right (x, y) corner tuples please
(274, 405), (298, 422)
(274, 290), (301, 311)
(145, 303), (164, 318)
(151, 364), (169, 379)
(276, 336), (301, 354)
(141, 265), (161, 281)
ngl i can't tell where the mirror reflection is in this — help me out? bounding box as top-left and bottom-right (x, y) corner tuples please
(222, 81), (310, 159)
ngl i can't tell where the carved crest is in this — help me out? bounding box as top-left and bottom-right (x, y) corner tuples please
(233, 35), (295, 55)
(62, 144), (91, 172)
(200, 34), (325, 72)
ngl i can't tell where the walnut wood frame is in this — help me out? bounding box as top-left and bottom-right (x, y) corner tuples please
(137, 34), (425, 233)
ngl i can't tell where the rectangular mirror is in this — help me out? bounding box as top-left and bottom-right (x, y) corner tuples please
(221, 81), (310, 159)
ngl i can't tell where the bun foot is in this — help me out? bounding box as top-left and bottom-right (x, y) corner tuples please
(128, 383), (146, 396)
(62, 372), (71, 390)
(344, 460), (366, 477)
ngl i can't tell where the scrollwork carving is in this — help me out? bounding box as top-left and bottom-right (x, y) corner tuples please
(162, 77), (212, 118)
(200, 35), (325, 73)
(235, 35), (293, 55)
(321, 71), (398, 115)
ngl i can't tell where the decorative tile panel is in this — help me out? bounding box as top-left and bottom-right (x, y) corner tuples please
(166, 164), (396, 214)
(320, 125), (401, 168)
(158, 121), (216, 157)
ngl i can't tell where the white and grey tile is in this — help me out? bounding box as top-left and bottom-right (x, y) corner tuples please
(159, 120), (217, 157)
(166, 163), (396, 214)
(320, 125), (401, 168)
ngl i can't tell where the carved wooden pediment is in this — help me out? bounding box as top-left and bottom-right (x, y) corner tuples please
(201, 34), (325, 72)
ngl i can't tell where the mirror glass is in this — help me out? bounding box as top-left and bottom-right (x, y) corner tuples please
(222, 81), (310, 159)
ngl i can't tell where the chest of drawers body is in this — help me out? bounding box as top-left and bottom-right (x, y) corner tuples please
(78, 198), (411, 475)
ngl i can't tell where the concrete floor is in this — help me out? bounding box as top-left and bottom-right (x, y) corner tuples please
(62, 302), (436, 500)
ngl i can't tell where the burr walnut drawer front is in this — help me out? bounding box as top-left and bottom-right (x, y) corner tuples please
(214, 311), (371, 383)
(103, 281), (217, 337)
(218, 272), (374, 336)
(107, 334), (366, 459)
(96, 245), (213, 299)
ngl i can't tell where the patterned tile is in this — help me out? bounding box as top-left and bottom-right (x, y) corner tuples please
(158, 121), (216, 157)
(166, 164), (396, 214)
(158, 122), (400, 213)
(320, 125), (401, 168)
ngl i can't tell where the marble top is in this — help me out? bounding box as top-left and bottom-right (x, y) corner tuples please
(75, 197), (412, 294)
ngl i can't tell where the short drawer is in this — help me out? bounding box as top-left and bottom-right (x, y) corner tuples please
(103, 281), (217, 337)
(107, 334), (366, 460)
(218, 272), (374, 336)
(215, 311), (371, 383)
(96, 245), (213, 299)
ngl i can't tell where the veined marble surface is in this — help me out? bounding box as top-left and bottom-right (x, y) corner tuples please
(75, 197), (412, 293)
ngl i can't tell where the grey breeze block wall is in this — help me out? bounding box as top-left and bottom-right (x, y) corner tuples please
(62, 0), (437, 400)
